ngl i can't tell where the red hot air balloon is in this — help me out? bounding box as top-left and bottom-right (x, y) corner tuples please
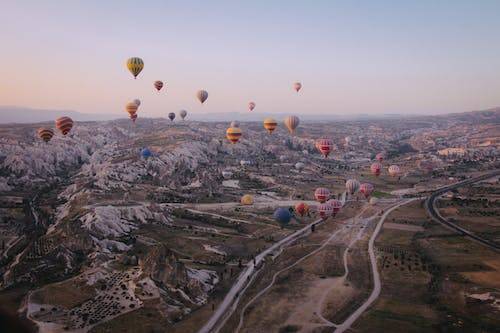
(37, 128), (54, 143)
(55, 117), (74, 136)
(154, 81), (164, 92)
(248, 101), (256, 111)
(293, 82), (302, 93)
(318, 203), (333, 219)
(371, 162), (382, 176)
(376, 152), (385, 162)
(295, 202), (309, 217)
(314, 187), (330, 203)
(360, 183), (374, 198)
(316, 138), (333, 158)
(327, 199), (342, 216)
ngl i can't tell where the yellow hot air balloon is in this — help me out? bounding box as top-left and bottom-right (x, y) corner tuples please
(226, 127), (242, 144)
(263, 117), (277, 134)
(241, 194), (254, 205)
(126, 57), (144, 79)
(284, 116), (300, 134)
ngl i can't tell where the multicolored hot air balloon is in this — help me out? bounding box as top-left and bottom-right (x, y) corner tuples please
(125, 102), (139, 122)
(241, 194), (254, 205)
(371, 162), (382, 177)
(126, 57), (144, 79)
(376, 152), (385, 162)
(55, 117), (73, 136)
(293, 82), (302, 93)
(154, 81), (164, 92)
(263, 118), (277, 134)
(226, 127), (242, 144)
(133, 99), (141, 106)
(295, 202), (309, 217)
(318, 203), (333, 219)
(197, 90), (208, 104)
(388, 165), (400, 177)
(360, 183), (374, 198)
(248, 102), (256, 111)
(37, 128), (54, 142)
(314, 187), (330, 203)
(346, 179), (360, 195)
(168, 112), (175, 121)
(284, 116), (300, 134)
(141, 148), (152, 159)
(316, 138), (333, 158)
(274, 208), (292, 225)
(327, 199), (342, 216)
(180, 110), (188, 120)
(230, 120), (240, 128)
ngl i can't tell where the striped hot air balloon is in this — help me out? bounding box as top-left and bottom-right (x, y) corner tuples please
(318, 203), (333, 219)
(241, 194), (254, 205)
(37, 128), (54, 143)
(168, 112), (175, 121)
(180, 110), (187, 120)
(316, 138), (333, 158)
(346, 179), (360, 195)
(226, 127), (242, 144)
(197, 90), (208, 104)
(284, 116), (300, 134)
(388, 165), (400, 177)
(55, 117), (73, 136)
(371, 162), (382, 176)
(248, 102), (256, 111)
(314, 187), (330, 203)
(126, 57), (144, 79)
(125, 102), (138, 116)
(295, 202), (309, 217)
(360, 183), (374, 198)
(327, 199), (342, 216)
(293, 82), (302, 93)
(154, 80), (164, 92)
(263, 118), (277, 134)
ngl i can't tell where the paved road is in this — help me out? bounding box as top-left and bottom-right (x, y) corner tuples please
(425, 170), (500, 251)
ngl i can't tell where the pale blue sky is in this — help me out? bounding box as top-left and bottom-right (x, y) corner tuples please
(1, 0), (499, 117)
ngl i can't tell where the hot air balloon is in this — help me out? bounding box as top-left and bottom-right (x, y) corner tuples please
(293, 82), (302, 93)
(37, 128), (54, 143)
(360, 183), (374, 198)
(141, 148), (152, 159)
(168, 112), (175, 121)
(371, 162), (382, 177)
(388, 165), (400, 177)
(345, 179), (360, 195)
(180, 110), (188, 120)
(327, 199), (342, 216)
(131, 113), (138, 122)
(316, 138), (333, 158)
(133, 99), (141, 106)
(376, 152), (385, 162)
(318, 203), (333, 219)
(154, 81), (164, 92)
(274, 208), (292, 225)
(248, 102), (256, 111)
(241, 194), (254, 205)
(314, 187), (330, 203)
(197, 90), (208, 104)
(284, 116), (300, 134)
(295, 162), (305, 171)
(126, 57), (144, 79)
(55, 117), (74, 136)
(126, 102), (139, 117)
(263, 118), (277, 134)
(226, 127), (242, 144)
(230, 120), (240, 128)
(295, 202), (309, 217)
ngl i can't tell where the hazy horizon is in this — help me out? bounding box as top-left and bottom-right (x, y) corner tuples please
(1, 1), (500, 118)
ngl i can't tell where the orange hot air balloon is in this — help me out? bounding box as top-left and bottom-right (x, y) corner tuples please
(226, 127), (242, 144)
(248, 101), (256, 111)
(284, 116), (300, 134)
(263, 118), (277, 134)
(316, 138), (333, 158)
(37, 128), (54, 142)
(388, 165), (400, 177)
(55, 117), (74, 136)
(293, 82), (302, 93)
(295, 202), (309, 217)
(154, 80), (164, 92)
(241, 194), (254, 205)
(197, 90), (208, 104)
(371, 162), (382, 176)
(314, 187), (330, 203)
(125, 102), (138, 116)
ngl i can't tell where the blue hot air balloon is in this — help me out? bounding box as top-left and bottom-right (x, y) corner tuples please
(141, 148), (152, 159)
(273, 208), (292, 225)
